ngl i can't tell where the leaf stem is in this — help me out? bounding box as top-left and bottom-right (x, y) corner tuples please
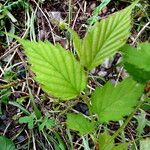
(0, 79), (26, 90)
(103, 100), (144, 150)
(68, 0), (72, 27)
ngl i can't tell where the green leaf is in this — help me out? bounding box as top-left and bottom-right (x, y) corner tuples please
(67, 113), (95, 135)
(0, 89), (11, 104)
(135, 109), (150, 136)
(3, 69), (15, 81)
(93, 0), (111, 16)
(8, 101), (30, 115)
(140, 138), (150, 150)
(53, 132), (66, 150)
(87, 0), (111, 25)
(20, 40), (87, 100)
(98, 132), (128, 150)
(71, 1), (138, 69)
(91, 78), (144, 123)
(112, 144), (128, 150)
(0, 136), (16, 150)
(39, 116), (55, 130)
(19, 113), (35, 129)
(122, 42), (150, 83)
(98, 132), (114, 150)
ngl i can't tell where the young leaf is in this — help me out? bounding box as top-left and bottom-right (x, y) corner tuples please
(87, 0), (111, 25)
(20, 40), (87, 100)
(112, 143), (128, 150)
(122, 43), (150, 83)
(67, 113), (95, 135)
(71, 1), (138, 69)
(91, 78), (144, 123)
(98, 132), (114, 150)
(39, 116), (55, 131)
(98, 132), (128, 150)
(53, 132), (66, 150)
(0, 136), (16, 150)
(140, 138), (150, 150)
(0, 88), (11, 104)
(19, 113), (35, 129)
(135, 109), (150, 136)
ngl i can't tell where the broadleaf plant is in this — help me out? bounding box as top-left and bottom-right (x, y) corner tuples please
(19, 113), (35, 129)
(67, 113), (95, 135)
(122, 42), (150, 83)
(8, 0), (150, 149)
(0, 136), (16, 150)
(70, 0), (139, 69)
(91, 78), (144, 123)
(20, 40), (87, 100)
(135, 109), (150, 136)
(98, 132), (114, 150)
(98, 132), (128, 150)
(140, 138), (150, 150)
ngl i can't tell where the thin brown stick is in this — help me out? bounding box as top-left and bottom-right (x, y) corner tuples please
(0, 79), (26, 90)
(132, 21), (150, 45)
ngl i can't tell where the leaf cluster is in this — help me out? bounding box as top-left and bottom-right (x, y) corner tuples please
(6, 0), (150, 149)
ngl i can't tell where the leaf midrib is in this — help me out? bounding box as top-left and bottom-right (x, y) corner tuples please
(30, 44), (80, 94)
(88, 12), (130, 69)
(100, 82), (137, 116)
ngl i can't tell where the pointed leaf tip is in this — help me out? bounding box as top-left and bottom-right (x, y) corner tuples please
(67, 113), (95, 135)
(71, 1), (138, 70)
(91, 78), (144, 123)
(20, 40), (87, 100)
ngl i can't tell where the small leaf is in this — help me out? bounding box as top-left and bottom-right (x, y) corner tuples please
(39, 116), (55, 130)
(135, 109), (150, 136)
(140, 138), (150, 150)
(0, 136), (16, 150)
(20, 40), (87, 100)
(98, 132), (114, 150)
(0, 89), (11, 104)
(71, 1), (138, 69)
(19, 113), (35, 129)
(53, 132), (66, 150)
(69, 29), (82, 57)
(98, 132), (128, 150)
(87, 0), (111, 25)
(67, 113), (95, 135)
(112, 144), (128, 150)
(91, 78), (144, 123)
(122, 42), (150, 83)
(3, 69), (15, 81)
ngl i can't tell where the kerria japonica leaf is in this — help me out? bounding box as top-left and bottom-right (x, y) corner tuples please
(122, 42), (150, 83)
(98, 132), (128, 150)
(67, 113), (95, 135)
(0, 136), (16, 150)
(70, 0), (139, 70)
(91, 78), (144, 123)
(20, 40), (87, 100)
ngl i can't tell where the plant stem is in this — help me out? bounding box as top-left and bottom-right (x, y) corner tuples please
(112, 101), (143, 139)
(58, 99), (79, 116)
(68, 0), (72, 27)
(0, 79), (26, 90)
(9, 101), (30, 115)
(103, 100), (144, 150)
